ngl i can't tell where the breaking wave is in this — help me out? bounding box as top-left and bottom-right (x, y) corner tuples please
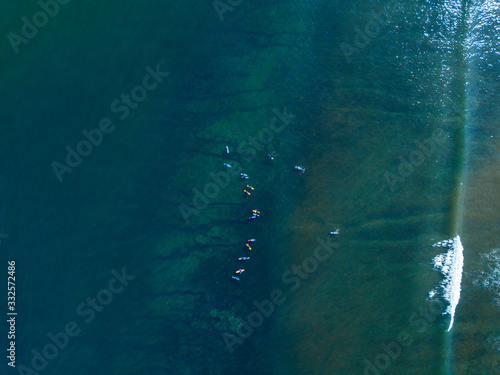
(428, 235), (464, 332)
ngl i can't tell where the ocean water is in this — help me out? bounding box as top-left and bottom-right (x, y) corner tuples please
(1, 0), (499, 374)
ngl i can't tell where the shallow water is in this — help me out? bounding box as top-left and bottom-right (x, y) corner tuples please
(1, 0), (499, 374)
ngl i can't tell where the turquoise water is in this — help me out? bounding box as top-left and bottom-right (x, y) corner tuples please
(1, 1), (499, 374)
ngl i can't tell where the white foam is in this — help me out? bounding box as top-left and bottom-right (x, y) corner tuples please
(475, 248), (500, 305)
(473, 248), (500, 351)
(429, 235), (464, 332)
(487, 335), (500, 352)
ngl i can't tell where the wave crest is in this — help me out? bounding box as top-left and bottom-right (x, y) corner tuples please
(428, 235), (464, 332)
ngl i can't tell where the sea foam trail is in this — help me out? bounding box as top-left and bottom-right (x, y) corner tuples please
(429, 235), (464, 332)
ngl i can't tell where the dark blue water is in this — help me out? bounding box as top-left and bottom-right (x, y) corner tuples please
(1, 1), (499, 374)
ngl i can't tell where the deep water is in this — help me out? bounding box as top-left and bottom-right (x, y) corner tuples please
(1, 1), (499, 374)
